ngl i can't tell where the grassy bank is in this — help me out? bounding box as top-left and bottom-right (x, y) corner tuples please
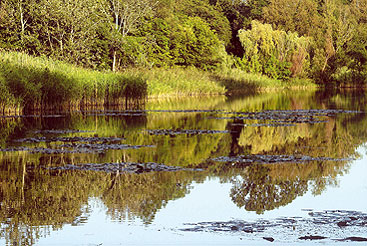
(0, 51), (317, 114)
(125, 67), (316, 98)
(0, 52), (147, 114)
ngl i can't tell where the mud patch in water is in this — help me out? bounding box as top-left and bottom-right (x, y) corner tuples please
(0, 143), (154, 154)
(146, 129), (229, 136)
(212, 109), (363, 126)
(14, 136), (125, 143)
(33, 129), (94, 134)
(212, 155), (354, 165)
(180, 210), (367, 243)
(45, 162), (202, 174)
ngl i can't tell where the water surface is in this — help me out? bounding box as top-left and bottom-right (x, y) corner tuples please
(1, 90), (367, 245)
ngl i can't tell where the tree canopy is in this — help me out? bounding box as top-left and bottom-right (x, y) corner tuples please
(1, 0), (367, 85)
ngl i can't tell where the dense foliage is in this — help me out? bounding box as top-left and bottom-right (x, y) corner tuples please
(0, 0), (366, 85)
(0, 52), (147, 113)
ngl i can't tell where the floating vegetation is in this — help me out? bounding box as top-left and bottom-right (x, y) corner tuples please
(212, 155), (354, 165)
(227, 109), (363, 116)
(85, 112), (147, 117)
(45, 162), (202, 174)
(147, 109), (224, 113)
(211, 109), (364, 125)
(14, 136), (125, 144)
(180, 210), (367, 243)
(33, 129), (94, 134)
(58, 143), (154, 152)
(228, 122), (297, 127)
(146, 129), (229, 136)
(81, 109), (147, 117)
(0, 144), (154, 154)
(0, 114), (65, 119)
(308, 210), (367, 227)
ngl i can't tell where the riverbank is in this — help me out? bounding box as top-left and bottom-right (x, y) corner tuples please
(0, 52), (147, 114)
(0, 51), (316, 113)
(125, 67), (316, 98)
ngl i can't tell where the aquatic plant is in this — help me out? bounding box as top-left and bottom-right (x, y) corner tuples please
(0, 51), (147, 114)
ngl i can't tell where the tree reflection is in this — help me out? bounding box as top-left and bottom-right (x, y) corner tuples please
(1, 90), (367, 244)
(101, 171), (205, 224)
(0, 153), (206, 245)
(227, 119), (246, 157)
(230, 164), (322, 214)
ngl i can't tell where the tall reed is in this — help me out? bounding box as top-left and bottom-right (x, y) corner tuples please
(0, 52), (147, 114)
(124, 67), (316, 98)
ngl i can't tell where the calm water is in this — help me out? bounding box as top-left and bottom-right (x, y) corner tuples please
(1, 90), (367, 245)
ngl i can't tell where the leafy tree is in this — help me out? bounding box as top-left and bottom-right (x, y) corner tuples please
(135, 16), (224, 69)
(177, 0), (231, 47)
(238, 20), (311, 80)
(244, 0), (270, 21)
(175, 16), (225, 69)
(101, 0), (157, 71)
(211, 0), (248, 55)
(263, 0), (321, 37)
(0, 0), (40, 52)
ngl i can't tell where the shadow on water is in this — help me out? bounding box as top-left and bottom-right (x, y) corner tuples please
(1, 89), (367, 245)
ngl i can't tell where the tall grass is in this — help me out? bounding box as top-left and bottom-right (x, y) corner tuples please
(124, 67), (316, 98)
(212, 68), (317, 95)
(124, 67), (226, 97)
(0, 51), (317, 115)
(0, 51), (147, 114)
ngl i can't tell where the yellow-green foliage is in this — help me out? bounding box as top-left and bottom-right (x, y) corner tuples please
(124, 67), (226, 97)
(125, 67), (316, 97)
(0, 51), (147, 113)
(238, 20), (312, 80)
(0, 51), (317, 115)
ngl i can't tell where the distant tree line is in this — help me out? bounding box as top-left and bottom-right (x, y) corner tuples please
(1, 0), (366, 85)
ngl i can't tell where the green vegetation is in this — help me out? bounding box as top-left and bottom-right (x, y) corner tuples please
(0, 51), (146, 113)
(0, 51), (316, 113)
(126, 67), (315, 97)
(1, 0), (366, 107)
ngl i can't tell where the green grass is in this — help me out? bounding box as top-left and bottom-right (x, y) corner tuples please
(124, 67), (226, 97)
(212, 68), (317, 94)
(125, 67), (317, 98)
(0, 51), (317, 114)
(0, 51), (147, 113)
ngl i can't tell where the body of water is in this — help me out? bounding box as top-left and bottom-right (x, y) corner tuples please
(1, 90), (367, 245)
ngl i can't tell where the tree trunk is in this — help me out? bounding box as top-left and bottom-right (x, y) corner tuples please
(112, 50), (117, 72)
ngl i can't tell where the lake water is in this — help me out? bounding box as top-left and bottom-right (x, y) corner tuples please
(1, 90), (367, 245)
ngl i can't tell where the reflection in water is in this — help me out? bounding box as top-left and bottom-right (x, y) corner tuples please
(1, 90), (367, 245)
(227, 118), (246, 157)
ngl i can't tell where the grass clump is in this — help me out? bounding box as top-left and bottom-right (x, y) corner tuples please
(212, 68), (317, 95)
(0, 51), (147, 113)
(0, 51), (317, 115)
(125, 67), (316, 98)
(124, 67), (226, 97)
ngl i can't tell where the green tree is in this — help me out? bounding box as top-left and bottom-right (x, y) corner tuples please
(177, 0), (231, 47)
(238, 20), (311, 80)
(174, 16), (225, 69)
(101, 0), (157, 71)
(263, 0), (321, 37)
(34, 0), (104, 64)
(211, 0), (249, 55)
(0, 0), (40, 52)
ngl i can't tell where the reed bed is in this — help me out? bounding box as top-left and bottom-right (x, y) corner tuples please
(212, 68), (316, 94)
(0, 52), (316, 115)
(124, 67), (226, 97)
(125, 67), (316, 98)
(0, 52), (147, 114)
